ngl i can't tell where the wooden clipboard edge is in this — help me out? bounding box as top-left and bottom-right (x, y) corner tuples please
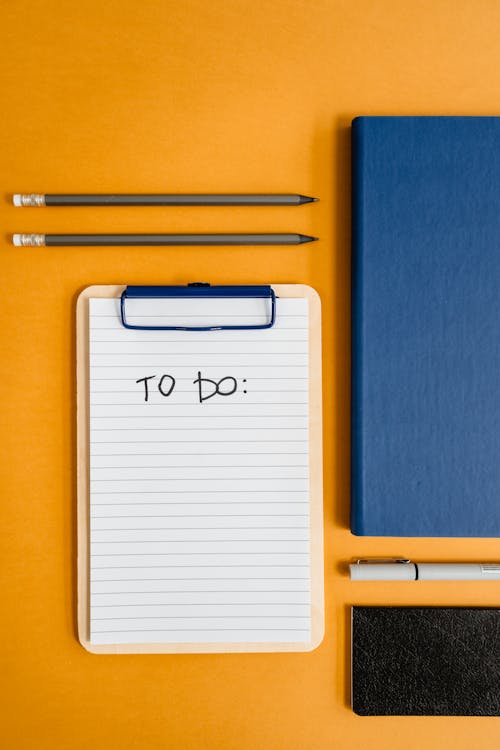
(76, 284), (324, 654)
(275, 284), (324, 652)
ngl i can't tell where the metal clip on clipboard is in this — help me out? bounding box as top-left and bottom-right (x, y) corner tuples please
(120, 282), (277, 331)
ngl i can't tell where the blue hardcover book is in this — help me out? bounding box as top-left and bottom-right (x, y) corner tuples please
(351, 116), (500, 536)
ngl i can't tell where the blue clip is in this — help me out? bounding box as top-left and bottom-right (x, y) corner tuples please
(120, 283), (276, 331)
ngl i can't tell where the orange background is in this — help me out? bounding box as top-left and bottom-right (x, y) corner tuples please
(2, 1), (500, 747)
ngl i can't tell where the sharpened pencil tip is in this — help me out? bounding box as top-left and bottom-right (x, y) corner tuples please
(299, 194), (319, 204)
(299, 234), (319, 243)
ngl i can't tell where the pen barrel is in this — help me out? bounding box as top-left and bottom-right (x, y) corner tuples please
(350, 563), (500, 581)
(417, 563), (500, 580)
(349, 563), (417, 581)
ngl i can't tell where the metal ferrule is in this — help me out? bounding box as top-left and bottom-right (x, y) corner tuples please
(18, 194), (46, 206)
(16, 233), (46, 246)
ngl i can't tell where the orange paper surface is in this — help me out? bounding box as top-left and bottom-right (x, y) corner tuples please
(2, 1), (500, 748)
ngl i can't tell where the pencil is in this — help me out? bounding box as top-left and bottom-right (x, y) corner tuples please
(12, 233), (318, 247)
(13, 193), (318, 207)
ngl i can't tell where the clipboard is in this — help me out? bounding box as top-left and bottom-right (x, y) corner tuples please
(77, 283), (323, 654)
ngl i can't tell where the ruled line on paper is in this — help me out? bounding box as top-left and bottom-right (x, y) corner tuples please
(88, 296), (311, 645)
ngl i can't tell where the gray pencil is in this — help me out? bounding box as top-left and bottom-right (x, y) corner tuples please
(13, 193), (318, 207)
(13, 233), (318, 247)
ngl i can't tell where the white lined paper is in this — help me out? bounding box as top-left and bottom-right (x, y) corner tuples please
(89, 296), (310, 645)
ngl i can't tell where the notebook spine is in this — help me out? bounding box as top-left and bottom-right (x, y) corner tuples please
(351, 118), (366, 535)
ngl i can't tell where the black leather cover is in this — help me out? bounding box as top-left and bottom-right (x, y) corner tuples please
(352, 606), (500, 716)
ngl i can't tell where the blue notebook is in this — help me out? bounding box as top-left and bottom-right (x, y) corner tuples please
(351, 116), (500, 537)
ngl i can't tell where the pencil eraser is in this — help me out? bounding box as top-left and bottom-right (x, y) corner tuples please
(12, 233), (22, 245)
(13, 194), (22, 206)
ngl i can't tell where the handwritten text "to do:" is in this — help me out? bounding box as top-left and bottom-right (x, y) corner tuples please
(135, 372), (248, 404)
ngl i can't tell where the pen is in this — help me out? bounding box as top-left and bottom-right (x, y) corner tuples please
(349, 558), (500, 581)
(13, 193), (319, 207)
(12, 233), (318, 247)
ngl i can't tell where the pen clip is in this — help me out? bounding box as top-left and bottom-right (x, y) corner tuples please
(355, 558), (411, 565)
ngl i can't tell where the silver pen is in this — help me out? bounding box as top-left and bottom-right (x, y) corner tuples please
(349, 558), (500, 581)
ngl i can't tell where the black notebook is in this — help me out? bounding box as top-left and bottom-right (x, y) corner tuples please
(352, 606), (500, 716)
